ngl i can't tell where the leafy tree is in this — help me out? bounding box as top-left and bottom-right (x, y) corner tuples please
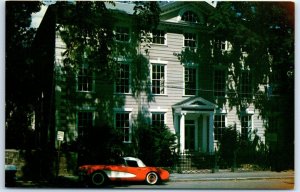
(6, 1), (41, 149)
(54, 1), (163, 164)
(175, 1), (294, 170)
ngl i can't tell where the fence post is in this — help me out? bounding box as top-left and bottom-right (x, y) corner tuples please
(231, 150), (237, 172)
(212, 151), (219, 173)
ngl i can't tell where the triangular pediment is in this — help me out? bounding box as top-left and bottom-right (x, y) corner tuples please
(173, 96), (217, 112)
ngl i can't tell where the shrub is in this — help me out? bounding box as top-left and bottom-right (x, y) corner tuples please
(218, 126), (270, 169)
(133, 123), (178, 167)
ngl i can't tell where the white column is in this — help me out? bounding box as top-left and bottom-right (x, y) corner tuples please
(202, 115), (207, 152)
(195, 118), (199, 151)
(180, 112), (186, 153)
(208, 112), (214, 153)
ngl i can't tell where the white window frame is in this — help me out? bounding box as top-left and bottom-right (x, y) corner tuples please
(151, 29), (167, 45)
(114, 26), (130, 42)
(150, 61), (167, 95)
(240, 114), (253, 140)
(114, 108), (132, 143)
(213, 68), (226, 97)
(76, 110), (95, 139)
(151, 112), (166, 128)
(77, 64), (95, 92)
(213, 113), (227, 141)
(183, 32), (197, 48)
(181, 11), (200, 23)
(240, 70), (253, 98)
(115, 62), (131, 94)
(184, 66), (197, 96)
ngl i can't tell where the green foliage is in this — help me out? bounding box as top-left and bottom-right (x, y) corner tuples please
(62, 124), (124, 165)
(56, 1), (116, 79)
(218, 126), (239, 168)
(218, 126), (269, 169)
(6, 1), (41, 149)
(132, 117), (177, 167)
(174, 2), (294, 170)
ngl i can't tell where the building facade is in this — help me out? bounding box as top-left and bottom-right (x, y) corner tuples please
(53, 1), (266, 154)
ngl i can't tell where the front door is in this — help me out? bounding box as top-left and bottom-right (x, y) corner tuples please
(185, 120), (195, 151)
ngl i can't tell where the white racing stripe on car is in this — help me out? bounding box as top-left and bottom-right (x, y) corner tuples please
(104, 170), (136, 178)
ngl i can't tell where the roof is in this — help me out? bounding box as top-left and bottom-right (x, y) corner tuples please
(105, 2), (135, 14)
(105, 1), (216, 15)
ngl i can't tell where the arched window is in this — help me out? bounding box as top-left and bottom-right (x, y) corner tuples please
(181, 11), (199, 23)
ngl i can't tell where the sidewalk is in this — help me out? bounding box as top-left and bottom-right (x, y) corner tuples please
(12, 170), (294, 187)
(170, 170), (294, 182)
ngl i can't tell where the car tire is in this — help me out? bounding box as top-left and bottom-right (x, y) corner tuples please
(91, 171), (107, 187)
(145, 172), (159, 185)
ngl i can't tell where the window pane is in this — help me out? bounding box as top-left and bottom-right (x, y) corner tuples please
(184, 33), (196, 47)
(152, 30), (165, 44)
(152, 64), (165, 94)
(240, 71), (252, 98)
(214, 69), (225, 97)
(182, 11), (199, 23)
(116, 27), (129, 42)
(152, 113), (165, 128)
(78, 66), (93, 92)
(77, 112), (93, 138)
(214, 114), (226, 140)
(116, 113), (130, 142)
(116, 63), (130, 93)
(185, 67), (196, 95)
(241, 115), (252, 140)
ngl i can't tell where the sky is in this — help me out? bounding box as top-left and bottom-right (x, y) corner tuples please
(31, 5), (48, 29)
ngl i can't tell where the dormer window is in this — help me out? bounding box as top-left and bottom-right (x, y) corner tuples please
(182, 11), (199, 23)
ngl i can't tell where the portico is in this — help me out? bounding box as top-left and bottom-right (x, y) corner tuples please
(173, 97), (216, 153)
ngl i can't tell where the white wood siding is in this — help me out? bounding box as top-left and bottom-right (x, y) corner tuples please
(54, 22), (266, 144)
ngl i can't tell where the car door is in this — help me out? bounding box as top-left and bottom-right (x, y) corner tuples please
(122, 159), (148, 181)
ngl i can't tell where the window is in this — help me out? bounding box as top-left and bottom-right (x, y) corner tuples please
(215, 40), (227, 51)
(152, 64), (165, 94)
(241, 115), (252, 140)
(152, 113), (165, 128)
(185, 67), (196, 95)
(182, 11), (199, 23)
(116, 63), (130, 93)
(116, 112), (131, 143)
(240, 71), (252, 98)
(214, 114), (226, 140)
(214, 69), (226, 97)
(78, 65), (93, 92)
(184, 33), (196, 48)
(115, 26), (129, 42)
(126, 160), (139, 167)
(77, 111), (93, 138)
(152, 30), (165, 44)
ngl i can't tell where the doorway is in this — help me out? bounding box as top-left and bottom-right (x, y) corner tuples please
(185, 119), (195, 151)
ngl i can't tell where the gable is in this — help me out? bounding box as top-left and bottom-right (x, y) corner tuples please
(173, 96), (217, 112)
(160, 2), (215, 24)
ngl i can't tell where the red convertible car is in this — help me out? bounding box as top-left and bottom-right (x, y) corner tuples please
(78, 157), (170, 186)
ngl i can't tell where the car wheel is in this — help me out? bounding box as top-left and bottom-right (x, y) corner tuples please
(145, 172), (159, 185)
(91, 171), (107, 187)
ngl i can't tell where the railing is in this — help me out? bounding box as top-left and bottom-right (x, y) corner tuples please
(173, 151), (217, 173)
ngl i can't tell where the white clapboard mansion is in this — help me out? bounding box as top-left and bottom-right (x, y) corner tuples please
(52, 1), (266, 154)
